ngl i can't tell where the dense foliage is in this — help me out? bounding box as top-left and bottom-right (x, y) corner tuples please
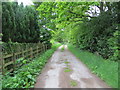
(1, 1), (119, 89)
(3, 2), (118, 61)
(64, 2), (120, 61)
(2, 2), (52, 47)
(2, 2), (53, 51)
(2, 2), (39, 43)
(37, 2), (119, 61)
(2, 43), (61, 88)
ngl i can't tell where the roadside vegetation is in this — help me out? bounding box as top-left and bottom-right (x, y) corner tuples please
(68, 44), (118, 88)
(1, 1), (119, 89)
(2, 43), (61, 88)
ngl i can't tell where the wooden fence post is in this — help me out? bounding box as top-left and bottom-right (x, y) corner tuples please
(44, 44), (46, 52)
(2, 55), (4, 75)
(39, 43), (41, 53)
(45, 44), (47, 51)
(30, 47), (33, 58)
(37, 46), (38, 56)
(43, 43), (45, 52)
(22, 49), (24, 58)
(26, 44), (28, 59)
(13, 52), (16, 71)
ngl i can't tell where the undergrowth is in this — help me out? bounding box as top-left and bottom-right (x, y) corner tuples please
(2, 43), (61, 88)
(68, 44), (118, 88)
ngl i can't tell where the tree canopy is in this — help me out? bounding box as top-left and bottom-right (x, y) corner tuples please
(2, 2), (120, 61)
(35, 2), (120, 61)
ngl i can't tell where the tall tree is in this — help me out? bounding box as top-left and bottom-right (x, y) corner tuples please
(2, 2), (40, 43)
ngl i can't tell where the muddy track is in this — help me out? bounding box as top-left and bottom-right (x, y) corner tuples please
(34, 45), (110, 88)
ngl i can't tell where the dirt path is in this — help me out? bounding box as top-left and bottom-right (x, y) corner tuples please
(34, 45), (110, 88)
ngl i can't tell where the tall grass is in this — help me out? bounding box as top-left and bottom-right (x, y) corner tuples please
(68, 44), (118, 88)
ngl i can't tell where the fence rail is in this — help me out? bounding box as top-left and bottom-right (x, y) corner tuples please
(1, 43), (48, 75)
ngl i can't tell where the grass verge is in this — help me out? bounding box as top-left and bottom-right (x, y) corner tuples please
(2, 43), (61, 88)
(68, 44), (118, 88)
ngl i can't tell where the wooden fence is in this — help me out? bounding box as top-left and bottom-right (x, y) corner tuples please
(0, 43), (48, 75)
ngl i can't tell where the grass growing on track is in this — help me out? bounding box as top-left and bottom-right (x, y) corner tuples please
(64, 61), (70, 64)
(64, 67), (72, 72)
(2, 43), (61, 88)
(70, 80), (78, 87)
(68, 44), (118, 88)
(61, 47), (64, 52)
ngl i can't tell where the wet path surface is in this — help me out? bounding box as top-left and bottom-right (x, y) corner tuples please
(34, 45), (110, 88)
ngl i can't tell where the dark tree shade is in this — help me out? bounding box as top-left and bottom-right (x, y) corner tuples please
(2, 2), (40, 43)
